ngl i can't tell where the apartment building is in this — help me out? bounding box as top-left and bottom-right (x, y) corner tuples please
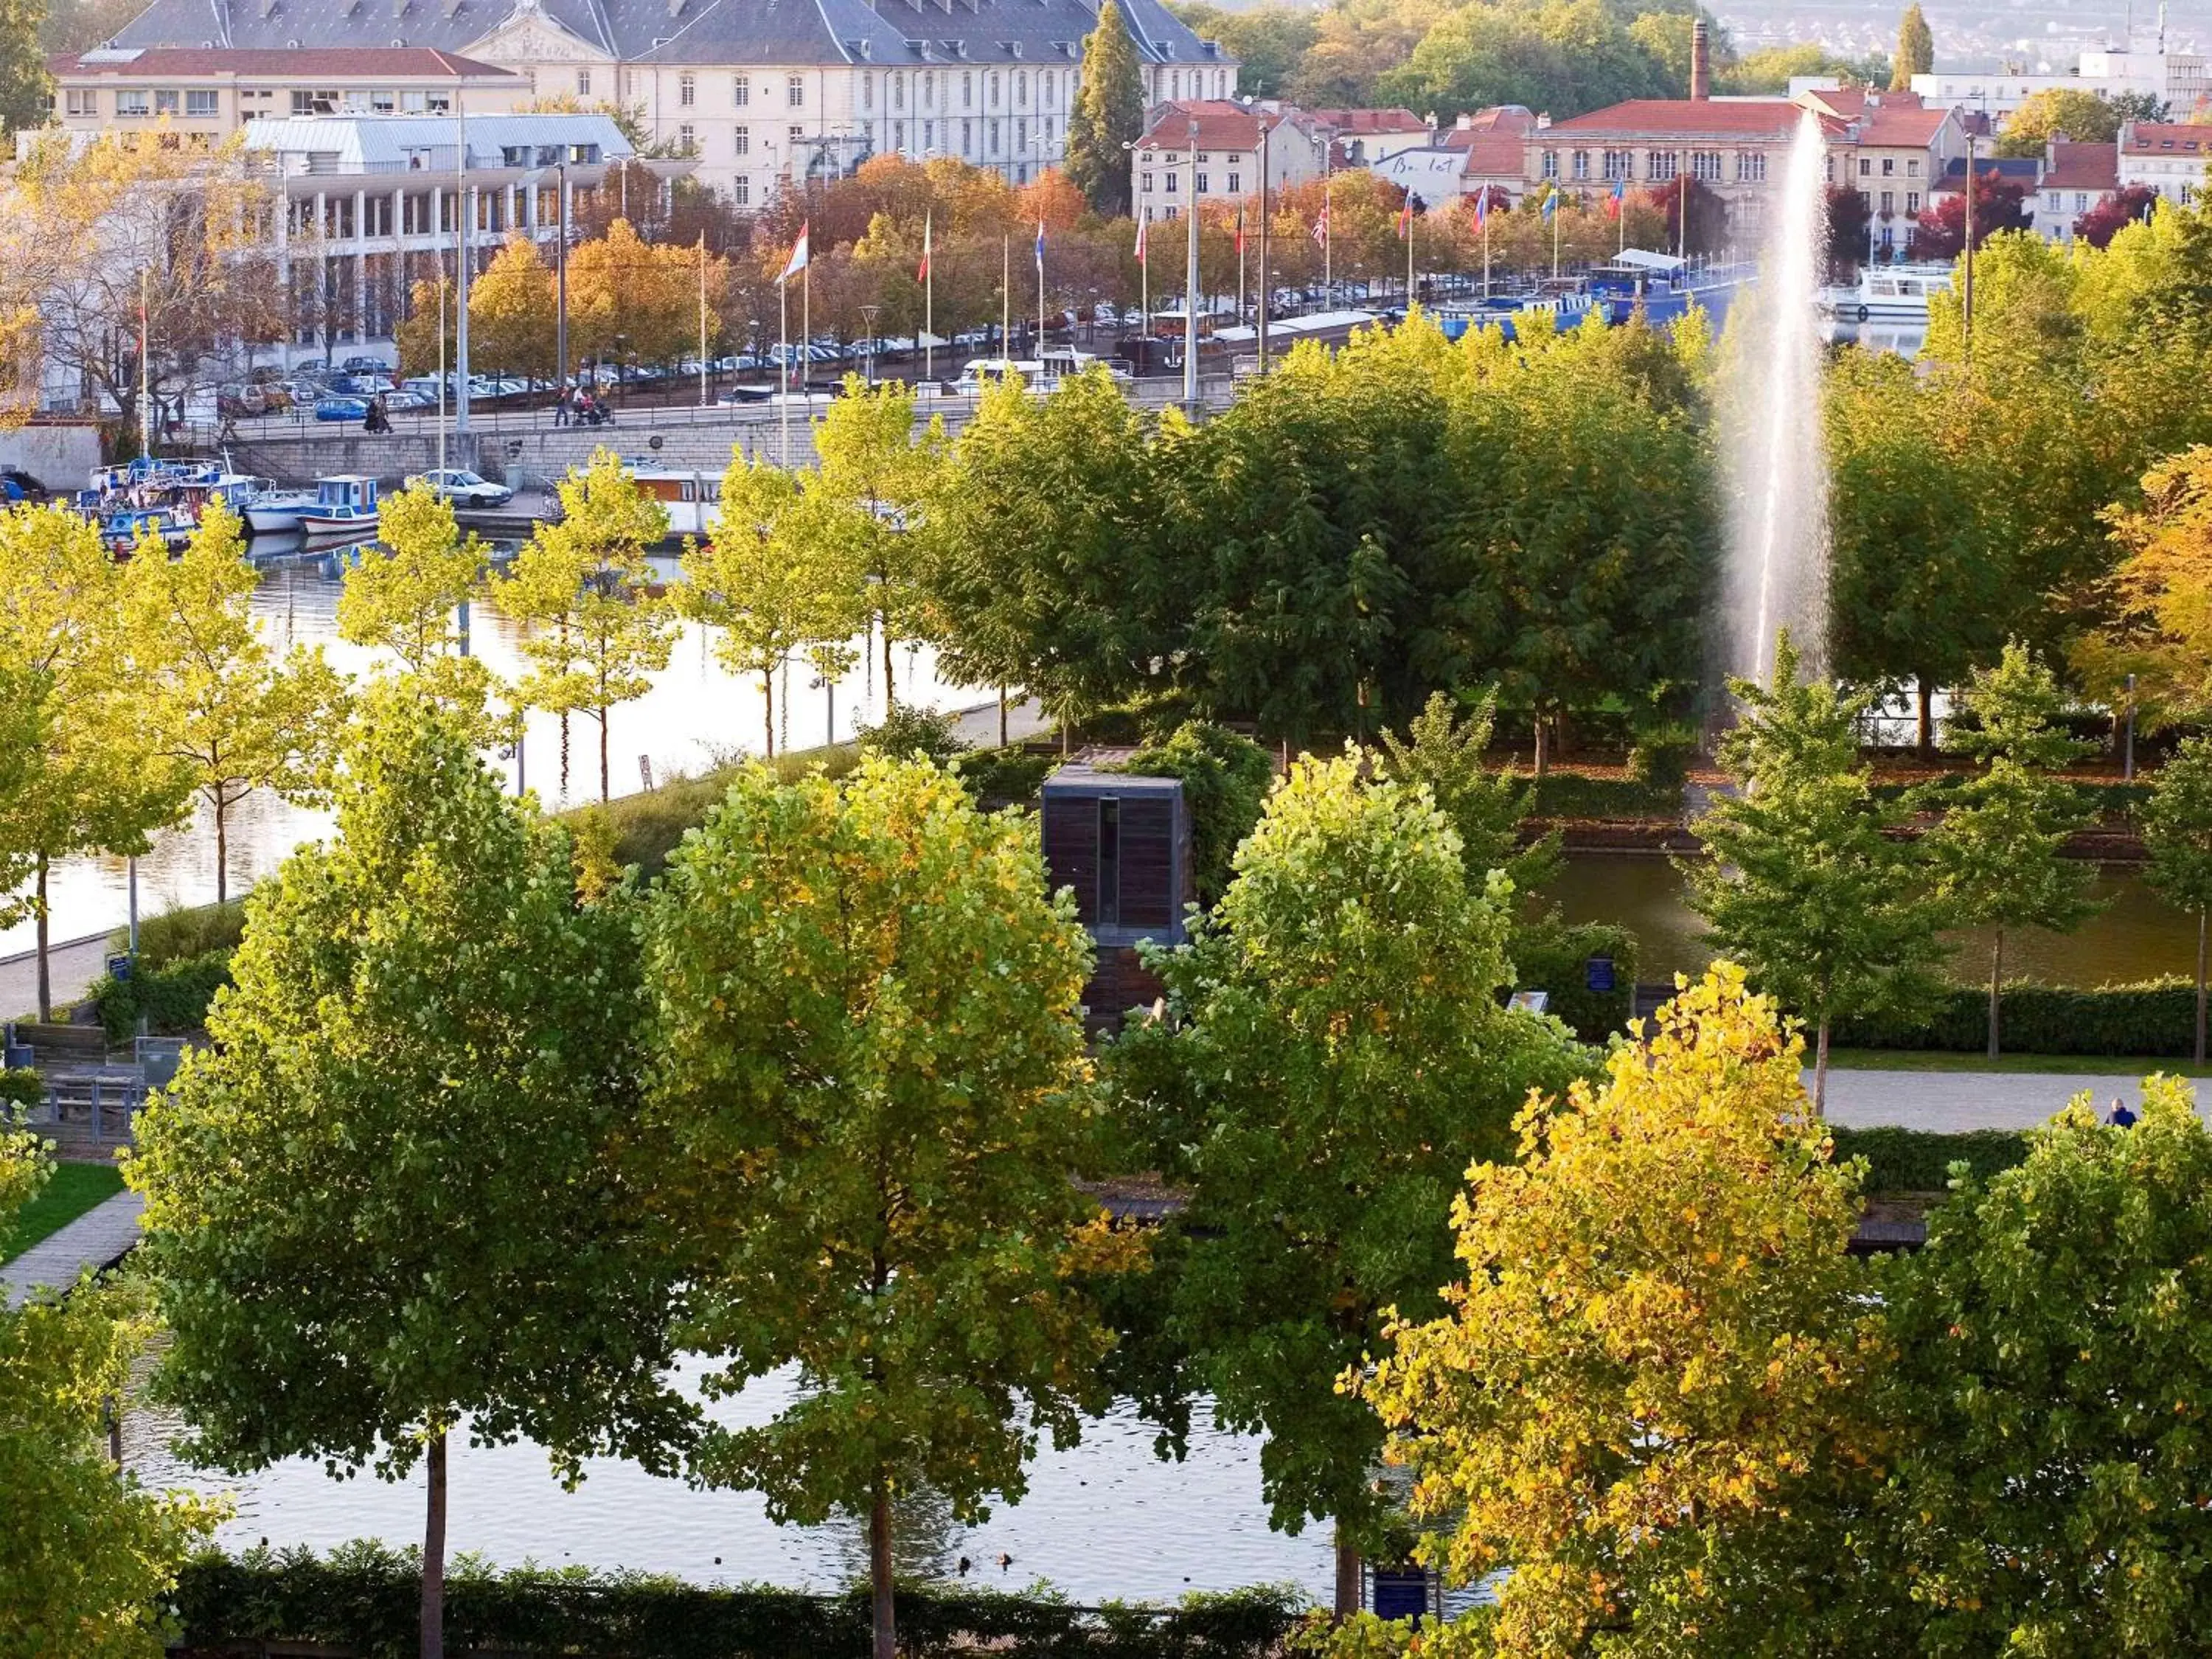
(46, 46), (526, 136)
(1132, 100), (1325, 222)
(108, 0), (1236, 201)
(2119, 119), (2209, 204)
(1805, 87), (1967, 256)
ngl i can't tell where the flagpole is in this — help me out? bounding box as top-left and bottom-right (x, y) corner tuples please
(1551, 192), (1561, 279)
(1406, 204), (1415, 301)
(1037, 223), (1046, 364)
(1139, 221), (1149, 349)
(1257, 118), (1270, 374)
(697, 232), (708, 407)
(1482, 193), (1490, 299)
(1677, 169), (1687, 260)
(802, 257), (810, 419)
(1001, 233), (1010, 358)
(1321, 130), (1332, 302)
(1237, 205), (1246, 325)
(1184, 115), (1200, 415)
(923, 210), (933, 383)
(779, 271), (789, 464)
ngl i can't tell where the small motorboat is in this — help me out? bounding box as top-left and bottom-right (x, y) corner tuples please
(243, 486), (320, 535)
(100, 506), (194, 557)
(296, 474), (381, 538)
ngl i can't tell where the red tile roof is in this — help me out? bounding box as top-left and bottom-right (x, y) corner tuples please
(1543, 97), (1818, 139)
(1445, 130), (1526, 178)
(1138, 98), (1296, 152)
(2042, 139), (2119, 192)
(1854, 103), (1950, 147)
(51, 46), (515, 77)
(1451, 104), (1538, 137)
(1308, 106), (1429, 135)
(2122, 121), (2210, 155)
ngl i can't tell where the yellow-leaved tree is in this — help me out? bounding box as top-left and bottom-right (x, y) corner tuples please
(336, 484), (501, 730)
(1357, 965), (1891, 1655)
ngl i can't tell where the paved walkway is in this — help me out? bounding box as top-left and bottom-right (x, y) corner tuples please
(2, 1189), (144, 1308)
(0, 933), (114, 1022)
(1818, 1068), (2177, 1133)
(947, 695), (1050, 749)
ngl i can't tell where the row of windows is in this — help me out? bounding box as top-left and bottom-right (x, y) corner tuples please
(1856, 155), (1923, 177)
(285, 181), (588, 240)
(69, 86), (460, 119)
(1542, 148), (1767, 183)
(608, 67), (806, 107)
(1858, 187), (1924, 215)
(1155, 67), (1231, 100)
(1138, 150), (1248, 164)
(1138, 170), (1242, 194)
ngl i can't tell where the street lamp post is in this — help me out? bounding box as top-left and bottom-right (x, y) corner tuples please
(859, 303), (880, 387)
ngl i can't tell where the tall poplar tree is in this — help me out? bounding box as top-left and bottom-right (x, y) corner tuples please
(129, 683), (686, 1659)
(1065, 0), (1145, 218)
(1891, 4), (1933, 87)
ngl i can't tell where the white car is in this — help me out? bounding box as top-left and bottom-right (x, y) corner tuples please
(406, 468), (514, 508)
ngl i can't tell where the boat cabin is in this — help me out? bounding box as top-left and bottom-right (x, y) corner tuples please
(316, 476), (379, 512)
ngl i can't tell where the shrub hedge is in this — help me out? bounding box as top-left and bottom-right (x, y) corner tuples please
(1528, 773), (1683, 820)
(171, 1544), (1305, 1659)
(91, 950), (232, 1043)
(0, 1067), (42, 1113)
(1830, 978), (2203, 1056)
(108, 898), (247, 970)
(1829, 1126), (2031, 1194)
(1511, 919), (1640, 1042)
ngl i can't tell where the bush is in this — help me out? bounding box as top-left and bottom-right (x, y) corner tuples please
(1113, 723), (1276, 908)
(959, 745), (1060, 806)
(1830, 978), (2202, 1056)
(1829, 1125), (2030, 1194)
(171, 1543), (1307, 1659)
(109, 899), (246, 971)
(858, 705), (968, 766)
(1509, 918), (1639, 1042)
(570, 748), (861, 880)
(0, 1068), (41, 1113)
(1528, 773), (1683, 820)
(92, 950), (232, 1043)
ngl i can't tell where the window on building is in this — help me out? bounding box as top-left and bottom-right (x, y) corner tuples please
(1196, 171), (1208, 192)
(1164, 169), (1177, 192)
(153, 88), (178, 113)
(680, 72), (695, 107)
(961, 116), (973, 153)
(1691, 149), (1721, 181)
(1647, 150), (1677, 181)
(894, 119), (905, 150)
(733, 73), (749, 106)
(893, 73), (904, 111)
(1907, 157), (1920, 175)
(1541, 150), (1558, 179)
(734, 125), (749, 156)
(1571, 150), (1590, 179)
(1738, 151), (1767, 183)
(989, 116), (999, 153)
(63, 88), (95, 116)
(1881, 156), (1894, 175)
(990, 71), (1001, 108)
(2076, 191), (2089, 211)
(787, 74), (804, 107)
(2046, 189), (2061, 209)
(862, 74), (872, 111)
(1169, 69), (1180, 97)
(679, 123), (696, 154)
(788, 124), (804, 143)
(577, 67), (591, 96)
(1164, 204), (1178, 219)
(1602, 148), (1630, 181)
(1016, 71), (1027, 104)
(734, 175), (751, 206)
(1906, 189), (1920, 213)
(1042, 71), (1052, 108)
(115, 89), (149, 116)
(1226, 171), (1239, 192)
(1014, 116), (1025, 149)
(1879, 188), (1893, 212)
(963, 70), (973, 108)
(1140, 171), (1152, 192)
(1858, 157), (1872, 176)
(923, 70), (935, 109)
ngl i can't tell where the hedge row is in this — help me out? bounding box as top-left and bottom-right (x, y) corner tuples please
(1512, 919), (1639, 1043)
(1830, 979), (2203, 1057)
(1528, 773), (1683, 821)
(172, 1545), (1304, 1659)
(91, 950), (231, 1043)
(1829, 1126), (2031, 1194)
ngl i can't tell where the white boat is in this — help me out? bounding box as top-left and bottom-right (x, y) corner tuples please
(296, 474), (381, 537)
(948, 349), (1130, 395)
(622, 465), (718, 537)
(243, 487), (319, 535)
(1818, 263), (1954, 324)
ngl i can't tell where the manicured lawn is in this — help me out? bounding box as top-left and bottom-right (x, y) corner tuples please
(1, 1161), (125, 1263)
(1826, 1048), (2212, 1078)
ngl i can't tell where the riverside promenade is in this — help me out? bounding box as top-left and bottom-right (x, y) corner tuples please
(1820, 1068), (2169, 1133)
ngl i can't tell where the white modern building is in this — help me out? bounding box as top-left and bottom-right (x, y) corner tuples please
(2118, 119), (2210, 204)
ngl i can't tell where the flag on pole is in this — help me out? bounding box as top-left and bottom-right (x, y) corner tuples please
(1604, 178), (1625, 220)
(1541, 189), (1557, 221)
(1311, 198), (1329, 248)
(1034, 220), (1046, 271)
(917, 214), (931, 282)
(1135, 217), (1148, 264)
(1235, 203), (1245, 254)
(780, 221), (810, 281)
(1472, 189), (1488, 229)
(1397, 196), (1413, 238)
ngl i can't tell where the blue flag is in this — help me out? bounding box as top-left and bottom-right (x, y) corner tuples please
(1541, 192), (1557, 222)
(1034, 220), (1046, 268)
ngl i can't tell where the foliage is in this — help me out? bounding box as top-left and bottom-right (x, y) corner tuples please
(1163, 1), (1317, 98)
(500, 449), (675, 799)
(1360, 966), (1887, 1655)
(809, 379), (939, 709)
(955, 744), (1059, 805)
(464, 234), (558, 381)
(108, 898), (246, 970)
(1373, 0), (1681, 125)
(125, 502), (349, 902)
(1102, 754), (1587, 1571)
(0, 1067), (41, 1113)
(1507, 915), (1638, 1041)
(1687, 633), (1949, 1107)
(641, 755), (1133, 1658)
(1912, 175), (2031, 258)
(1374, 690), (1556, 901)
(172, 1542), (1307, 1659)
(336, 484), (490, 712)
(127, 682), (689, 1651)
(2091, 445), (2212, 723)
(1891, 3), (1933, 86)
(92, 949), (232, 1043)
(1113, 722), (1276, 909)
(856, 701), (967, 765)
(1065, 0), (1145, 218)
(2075, 184), (2163, 249)
(1992, 88), (2127, 156)
(2141, 733), (2212, 1056)
(1828, 977), (2212, 1055)
(0, 0), (46, 135)
(1824, 181), (1874, 271)
(563, 218), (728, 372)
(2, 1127), (223, 1658)
(1826, 1124), (2028, 1193)
(1878, 1078), (2212, 1653)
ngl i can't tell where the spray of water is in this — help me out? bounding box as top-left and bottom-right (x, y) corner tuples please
(1721, 109), (1830, 689)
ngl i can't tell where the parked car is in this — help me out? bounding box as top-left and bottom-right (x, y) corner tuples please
(405, 467), (514, 508)
(0, 468), (44, 502)
(313, 396), (370, 422)
(341, 355), (390, 375)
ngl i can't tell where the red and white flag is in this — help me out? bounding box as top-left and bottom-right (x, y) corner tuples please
(917, 212), (931, 282)
(1311, 200), (1329, 248)
(1397, 197), (1413, 239)
(1134, 217), (1148, 265)
(780, 220), (810, 281)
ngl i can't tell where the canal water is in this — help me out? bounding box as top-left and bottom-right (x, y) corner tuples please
(1, 542), (975, 959)
(123, 1366), (1336, 1601)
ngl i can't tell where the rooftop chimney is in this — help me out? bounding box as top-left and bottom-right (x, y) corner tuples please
(1689, 18), (1710, 101)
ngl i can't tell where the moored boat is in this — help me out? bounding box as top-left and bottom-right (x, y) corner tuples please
(296, 475), (381, 537)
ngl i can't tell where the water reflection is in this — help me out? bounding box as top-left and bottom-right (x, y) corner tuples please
(122, 1364), (1332, 1600)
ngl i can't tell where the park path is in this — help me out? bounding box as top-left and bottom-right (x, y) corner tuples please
(0, 932), (113, 1022)
(2, 1189), (143, 1309)
(1816, 1068), (2175, 1133)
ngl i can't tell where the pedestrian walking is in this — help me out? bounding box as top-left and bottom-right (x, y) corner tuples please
(554, 384), (571, 427)
(2108, 1096), (2138, 1129)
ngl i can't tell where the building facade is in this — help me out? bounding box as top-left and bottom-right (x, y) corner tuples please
(2032, 140), (2121, 240)
(1806, 87), (1966, 256)
(1523, 98), (1811, 244)
(1132, 100), (1324, 222)
(2119, 119), (2209, 204)
(1364, 105), (1534, 206)
(46, 46), (527, 136)
(108, 0), (1236, 201)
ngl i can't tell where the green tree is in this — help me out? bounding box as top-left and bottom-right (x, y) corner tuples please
(1163, 1), (1318, 98)
(1360, 966), (1885, 1655)
(2142, 736), (2212, 1062)
(1993, 88), (2124, 157)
(641, 755), (1133, 1659)
(0, 503), (190, 1016)
(335, 484), (501, 734)
(808, 377), (939, 713)
(1924, 641), (2102, 1058)
(1891, 2), (1932, 87)
(1879, 1077), (2212, 1654)
(1374, 688), (1559, 901)
(1103, 753), (1585, 1615)
(498, 450), (675, 801)
(0, 0), (50, 136)
(126, 504), (349, 902)
(127, 682), (687, 1659)
(1113, 720), (1276, 909)
(3, 1124), (223, 1658)
(1064, 0), (1144, 218)
(1688, 634), (1948, 1109)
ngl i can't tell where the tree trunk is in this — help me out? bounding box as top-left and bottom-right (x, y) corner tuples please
(1531, 710), (1550, 778)
(999, 687), (1009, 748)
(1814, 1018), (1830, 1116)
(2197, 909), (2207, 1065)
(881, 615), (896, 716)
(422, 1428), (448, 1659)
(869, 1475), (896, 1659)
(599, 712), (611, 804)
(1987, 928), (2003, 1061)
(1333, 1528), (1361, 1620)
(764, 671), (776, 759)
(35, 855), (50, 1022)
(214, 795), (229, 905)
(1916, 675), (1935, 759)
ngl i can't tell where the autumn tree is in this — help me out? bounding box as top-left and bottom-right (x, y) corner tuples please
(1891, 3), (1933, 87)
(565, 218), (726, 372)
(2142, 736), (2212, 1062)
(1911, 175), (2031, 258)
(1065, 0), (1145, 217)
(335, 484), (499, 727)
(498, 451), (675, 800)
(128, 683), (687, 1659)
(642, 756), (1133, 1659)
(1994, 88), (2126, 156)
(2084, 445), (2212, 723)
(1688, 634), (1948, 1109)
(1104, 753), (1585, 1615)
(126, 503), (349, 902)
(2073, 184), (2162, 249)
(1360, 965), (1886, 1655)
(1924, 641), (2101, 1058)
(465, 234), (557, 383)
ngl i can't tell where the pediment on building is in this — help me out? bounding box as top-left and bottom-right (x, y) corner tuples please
(466, 5), (610, 66)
